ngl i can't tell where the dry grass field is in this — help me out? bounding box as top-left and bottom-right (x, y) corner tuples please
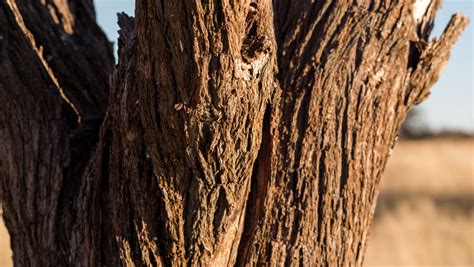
(365, 138), (473, 266)
(0, 210), (11, 267)
(0, 138), (472, 266)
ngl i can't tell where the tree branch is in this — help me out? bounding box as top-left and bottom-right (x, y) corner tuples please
(0, 0), (113, 265)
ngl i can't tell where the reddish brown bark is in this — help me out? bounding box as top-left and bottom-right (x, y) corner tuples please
(0, 0), (467, 266)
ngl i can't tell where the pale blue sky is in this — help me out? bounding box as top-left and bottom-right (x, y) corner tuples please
(95, 1), (473, 132)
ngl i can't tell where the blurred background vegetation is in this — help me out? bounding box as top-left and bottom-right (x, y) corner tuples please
(365, 134), (473, 266)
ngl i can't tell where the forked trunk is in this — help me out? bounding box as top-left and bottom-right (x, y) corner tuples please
(0, 0), (467, 266)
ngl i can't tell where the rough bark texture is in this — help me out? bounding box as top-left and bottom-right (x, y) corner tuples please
(237, 2), (467, 265)
(0, 0), (467, 266)
(0, 0), (113, 265)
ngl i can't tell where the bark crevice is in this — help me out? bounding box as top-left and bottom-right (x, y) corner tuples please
(236, 103), (273, 266)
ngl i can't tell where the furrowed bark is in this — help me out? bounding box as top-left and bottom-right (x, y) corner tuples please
(4, 0), (113, 120)
(88, 1), (278, 265)
(0, 0), (467, 266)
(0, 0), (113, 265)
(237, 1), (468, 265)
(0, 3), (70, 264)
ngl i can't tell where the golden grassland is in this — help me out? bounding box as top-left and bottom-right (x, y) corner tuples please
(0, 210), (11, 267)
(0, 138), (472, 266)
(365, 138), (473, 266)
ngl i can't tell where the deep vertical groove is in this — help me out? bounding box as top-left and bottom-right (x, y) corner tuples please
(235, 104), (273, 267)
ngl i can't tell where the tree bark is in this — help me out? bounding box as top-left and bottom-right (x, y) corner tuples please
(0, 0), (467, 266)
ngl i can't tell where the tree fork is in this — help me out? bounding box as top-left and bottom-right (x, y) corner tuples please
(0, 0), (467, 266)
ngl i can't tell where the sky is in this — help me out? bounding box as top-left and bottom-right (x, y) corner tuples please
(95, 0), (473, 132)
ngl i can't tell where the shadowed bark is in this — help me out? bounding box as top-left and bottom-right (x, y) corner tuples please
(0, 0), (467, 266)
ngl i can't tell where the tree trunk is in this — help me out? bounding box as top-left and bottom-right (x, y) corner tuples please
(0, 0), (467, 266)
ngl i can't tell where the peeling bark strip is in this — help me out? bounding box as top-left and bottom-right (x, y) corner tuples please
(0, 0), (467, 266)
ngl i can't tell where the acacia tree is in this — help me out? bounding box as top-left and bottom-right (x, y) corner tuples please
(0, 0), (467, 265)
